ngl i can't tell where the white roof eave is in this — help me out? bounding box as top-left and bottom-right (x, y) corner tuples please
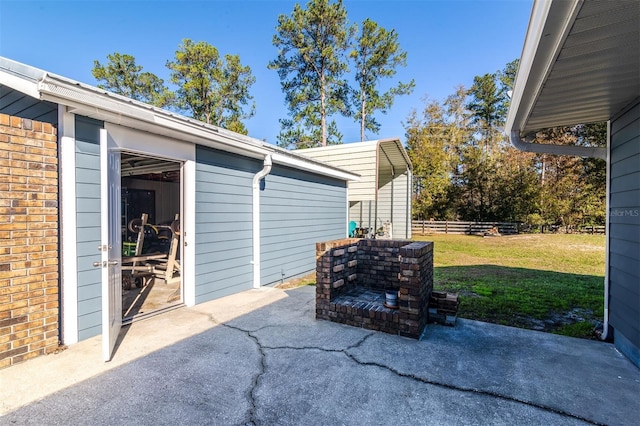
(505, 0), (579, 138)
(0, 59), (358, 182)
(504, 0), (607, 160)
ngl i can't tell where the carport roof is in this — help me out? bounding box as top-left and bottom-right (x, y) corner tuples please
(295, 138), (412, 202)
(295, 138), (412, 175)
(505, 0), (640, 137)
(0, 57), (359, 182)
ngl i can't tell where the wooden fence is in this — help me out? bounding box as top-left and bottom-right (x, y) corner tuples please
(412, 221), (606, 235)
(577, 225), (606, 234)
(412, 220), (519, 235)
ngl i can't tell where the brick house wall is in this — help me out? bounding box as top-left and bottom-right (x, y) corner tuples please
(0, 113), (59, 368)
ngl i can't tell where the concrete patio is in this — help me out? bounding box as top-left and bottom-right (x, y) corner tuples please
(1, 285), (638, 425)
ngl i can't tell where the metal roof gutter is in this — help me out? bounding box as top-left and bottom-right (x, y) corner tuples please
(510, 129), (606, 160)
(0, 56), (357, 182)
(505, 0), (606, 160)
(35, 73), (359, 181)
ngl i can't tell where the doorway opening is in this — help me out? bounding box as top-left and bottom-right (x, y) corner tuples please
(120, 152), (183, 324)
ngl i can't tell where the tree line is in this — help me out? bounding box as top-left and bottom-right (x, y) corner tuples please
(92, 0), (413, 147)
(91, 0), (605, 229)
(92, 44), (256, 135)
(406, 60), (606, 229)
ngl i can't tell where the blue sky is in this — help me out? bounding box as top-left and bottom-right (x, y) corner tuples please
(0, 0), (533, 144)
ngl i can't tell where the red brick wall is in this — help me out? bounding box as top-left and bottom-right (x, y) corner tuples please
(0, 113), (60, 368)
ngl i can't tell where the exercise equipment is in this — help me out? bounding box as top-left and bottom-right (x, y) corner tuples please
(121, 213), (181, 290)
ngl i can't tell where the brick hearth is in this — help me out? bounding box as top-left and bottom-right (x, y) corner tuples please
(316, 238), (433, 339)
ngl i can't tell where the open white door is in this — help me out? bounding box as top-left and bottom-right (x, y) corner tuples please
(100, 129), (122, 361)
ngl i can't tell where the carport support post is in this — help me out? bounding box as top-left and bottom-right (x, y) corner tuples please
(406, 170), (412, 238)
(368, 201), (372, 237)
(252, 155), (272, 288)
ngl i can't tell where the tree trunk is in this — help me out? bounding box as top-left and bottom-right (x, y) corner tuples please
(360, 97), (366, 142)
(320, 76), (327, 146)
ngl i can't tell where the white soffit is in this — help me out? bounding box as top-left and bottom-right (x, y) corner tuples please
(506, 0), (640, 135)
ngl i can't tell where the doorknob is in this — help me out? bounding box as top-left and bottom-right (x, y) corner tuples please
(93, 260), (118, 267)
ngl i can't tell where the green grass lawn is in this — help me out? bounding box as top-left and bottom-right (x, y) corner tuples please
(413, 233), (606, 339)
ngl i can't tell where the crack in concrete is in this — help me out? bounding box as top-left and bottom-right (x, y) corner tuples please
(340, 353), (604, 426)
(218, 322), (602, 426)
(220, 323), (264, 426)
(219, 322), (374, 425)
(255, 331), (376, 354)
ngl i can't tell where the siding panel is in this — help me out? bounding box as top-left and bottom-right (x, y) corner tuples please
(194, 146), (259, 303)
(609, 189), (640, 210)
(611, 152), (640, 177)
(609, 222), (640, 244)
(609, 251), (640, 277)
(260, 164), (347, 285)
(74, 116), (103, 341)
(296, 141), (412, 238)
(296, 142), (378, 200)
(377, 171), (410, 238)
(610, 134), (639, 162)
(609, 100), (640, 354)
(610, 171), (640, 193)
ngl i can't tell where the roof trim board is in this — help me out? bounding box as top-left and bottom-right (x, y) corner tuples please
(0, 57), (359, 182)
(505, 0), (580, 135)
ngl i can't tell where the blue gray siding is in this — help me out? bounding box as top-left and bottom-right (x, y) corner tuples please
(260, 165), (347, 285)
(609, 100), (640, 366)
(194, 147), (260, 303)
(74, 116), (103, 341)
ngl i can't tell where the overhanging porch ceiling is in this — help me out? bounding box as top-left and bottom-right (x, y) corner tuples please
(511, 0), (639, 135)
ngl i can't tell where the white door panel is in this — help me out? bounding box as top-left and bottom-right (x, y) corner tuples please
(100, 129), (122, 362)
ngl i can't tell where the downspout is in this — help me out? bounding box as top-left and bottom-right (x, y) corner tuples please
(510, 128), (610, 340)
(374, 145), (379, 238)
(601, 121), (611, 340)
(509, 130), (607, 160)
(406, 169), (412, 239)
(252, 155), (272, 289)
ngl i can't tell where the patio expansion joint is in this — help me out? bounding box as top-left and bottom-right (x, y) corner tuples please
(343, 353), (605, 426)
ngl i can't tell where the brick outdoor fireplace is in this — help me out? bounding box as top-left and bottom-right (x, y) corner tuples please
(316, 238), (433, 339)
